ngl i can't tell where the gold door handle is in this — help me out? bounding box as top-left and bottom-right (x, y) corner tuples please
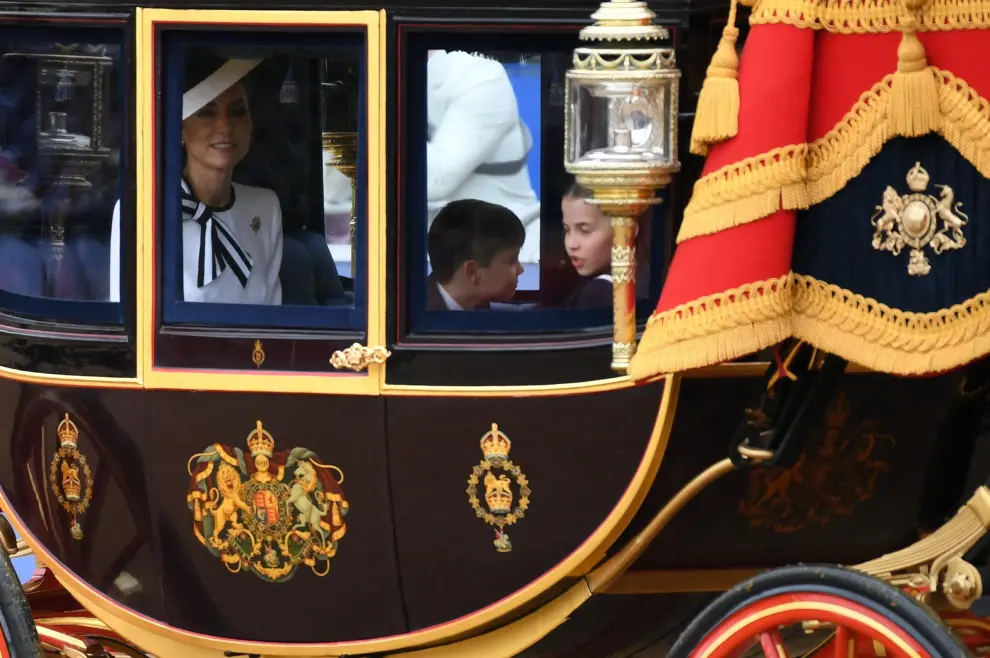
(330, 343), (391, 372)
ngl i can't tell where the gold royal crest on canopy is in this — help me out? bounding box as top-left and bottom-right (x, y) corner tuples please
(466, 423), (531, 553)
(871, 162), (969, 276)
(48, 413), (92, 541)
(186, 420), (349, 583)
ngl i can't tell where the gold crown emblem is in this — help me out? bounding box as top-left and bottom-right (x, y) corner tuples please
(484, 472), (513, 514)
(480, 423), (511, 461)
(247, 420), (275, 458)
(906, 162), (930, 192)
(57, 413), (78, 449)
(61, 460), (81, 501)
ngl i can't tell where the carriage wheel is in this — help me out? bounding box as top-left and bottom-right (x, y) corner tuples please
(666, 565), (967, 658)
(0, 522), (41, 657)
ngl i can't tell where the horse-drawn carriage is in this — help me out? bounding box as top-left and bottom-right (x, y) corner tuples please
(0, 0), (988, 655)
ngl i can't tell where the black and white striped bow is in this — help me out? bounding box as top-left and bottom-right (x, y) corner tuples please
(181, 179), (253, 289)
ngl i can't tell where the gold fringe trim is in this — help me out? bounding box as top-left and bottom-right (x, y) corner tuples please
(628, 276), (793, 378)
(677, 146), (808, 243)
(750, 0), (990, 33)
(629, 273), (990, 379)
(678, 69), (990, 243)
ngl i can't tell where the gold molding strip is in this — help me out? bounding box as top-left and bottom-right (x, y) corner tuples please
(0, 368), (140, 390)
(604, 568), (764, 594)
(384, 581), (592, 657)
(382, 375), (634, 397)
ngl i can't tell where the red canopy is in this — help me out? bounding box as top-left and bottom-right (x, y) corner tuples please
(630, 1), (990, 379)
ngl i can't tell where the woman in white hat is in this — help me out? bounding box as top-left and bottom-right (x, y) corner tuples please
(109, 53), (284, 305)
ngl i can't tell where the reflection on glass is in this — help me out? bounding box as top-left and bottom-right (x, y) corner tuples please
(567, 77), (674, 168)
(425, 51), (542, 297)
(0, 41), (119, 302)
(422, 50), (653, 316)
(147, 45), (361, 309)
(322, 68), (359, 279)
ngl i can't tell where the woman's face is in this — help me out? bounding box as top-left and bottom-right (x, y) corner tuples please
(182, 82), (252, 173)
(562, 196), (612, 277)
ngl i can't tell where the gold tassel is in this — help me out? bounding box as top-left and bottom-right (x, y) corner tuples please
(689, 0), (741, 156)
(889, 14), (940, 137)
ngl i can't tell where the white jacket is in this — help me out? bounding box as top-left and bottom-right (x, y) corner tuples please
(426, 51), (541, 263)
(109, 183), (283, 305)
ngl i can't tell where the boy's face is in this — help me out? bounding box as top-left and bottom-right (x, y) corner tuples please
(471, 247), (523, 303)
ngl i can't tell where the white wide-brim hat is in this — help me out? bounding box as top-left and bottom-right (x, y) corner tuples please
(182, 57), (262, 121)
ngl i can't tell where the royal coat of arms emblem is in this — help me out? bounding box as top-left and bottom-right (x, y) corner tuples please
(186, 420), (348, 582)
(48, 413), (92, 540)
(871, 162), (969, 276)
(466, 423), (531, 553)
(739, 391), (894, 533)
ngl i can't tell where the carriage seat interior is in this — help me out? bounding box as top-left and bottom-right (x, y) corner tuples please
(234, 55), (352, 307)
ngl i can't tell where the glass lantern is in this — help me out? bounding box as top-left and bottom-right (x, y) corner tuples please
(320, 58), (360, 268)
(565, 57), (679, 185)
(563, 0), (681, 373)
(0, 44), (114, 295)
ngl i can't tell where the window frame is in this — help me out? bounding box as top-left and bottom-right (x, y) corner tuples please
(0, 12), (141, 383)
(393, 23), (674, 346)
(159, 30), (368, 331)
(138, 8), (386, 394)
(0, 23), (129, 330)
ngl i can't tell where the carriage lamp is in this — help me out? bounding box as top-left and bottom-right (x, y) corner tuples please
(322, 132), (358, 268)
(27, 48), (113, 295)
(564, 0), (680, 374)
(321, 67), (360, 269)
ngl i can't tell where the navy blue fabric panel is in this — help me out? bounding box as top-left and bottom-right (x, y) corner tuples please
(794, 134), (990, 313)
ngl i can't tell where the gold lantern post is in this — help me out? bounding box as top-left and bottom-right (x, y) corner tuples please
(564, 0), (680, 373)
(19, 46), (113, 296)
(322, 132), (359, 269)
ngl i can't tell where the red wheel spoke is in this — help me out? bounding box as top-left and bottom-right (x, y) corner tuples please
(759, 630), (789, 658)
(834, 626), (850, 658)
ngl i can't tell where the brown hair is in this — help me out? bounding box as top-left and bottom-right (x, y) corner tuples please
(428, 199), (525, 283)
(564, 180), (594, 201)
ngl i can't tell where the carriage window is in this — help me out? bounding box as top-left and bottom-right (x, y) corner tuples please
(410, 42), (664, 334)
(155, 32), (366, 330)
(0, 33), (122, 324)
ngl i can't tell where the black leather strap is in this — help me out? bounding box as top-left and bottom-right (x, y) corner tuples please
(728, 340), (848, 469)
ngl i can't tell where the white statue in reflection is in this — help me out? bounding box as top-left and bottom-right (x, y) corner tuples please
(425, 50), (541, 264)
(323, 52), (541, 264)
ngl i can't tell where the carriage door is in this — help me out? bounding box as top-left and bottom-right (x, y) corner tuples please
(134, 8), (404, 643)
(380, 15), (676, 633)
